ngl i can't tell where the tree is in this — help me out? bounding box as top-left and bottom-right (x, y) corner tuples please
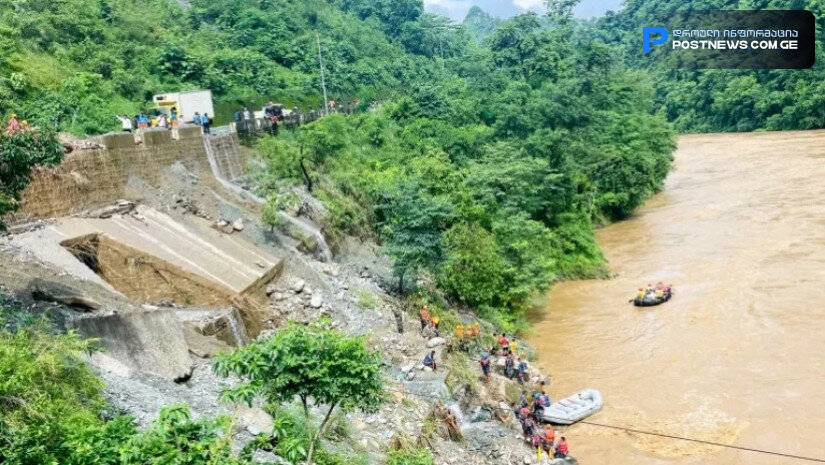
(296, 115), (350, 192)
(213, 321), (385, 465)
(438, 222), (506, 308)
(488, 13), (544, 80)
(0, 129), (63, 229)
(376, 181), (456, 293)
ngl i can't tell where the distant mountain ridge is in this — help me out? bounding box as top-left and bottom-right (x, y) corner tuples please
(462, 6), (501, 41)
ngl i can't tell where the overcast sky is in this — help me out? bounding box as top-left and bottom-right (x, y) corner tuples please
(423, 0), (624, 22)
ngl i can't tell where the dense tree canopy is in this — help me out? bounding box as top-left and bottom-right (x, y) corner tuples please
(0, 0), (467, 132)
(589, 0), (825, 132)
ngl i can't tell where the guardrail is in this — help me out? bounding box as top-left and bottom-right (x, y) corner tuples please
(231, 103), (362, 137)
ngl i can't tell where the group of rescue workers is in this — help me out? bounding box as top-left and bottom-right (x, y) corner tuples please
(417, 305), (573, 460)
(636, 281), (672, 301)
(116, 108), (185, 133)
(4, 114), (30, 135)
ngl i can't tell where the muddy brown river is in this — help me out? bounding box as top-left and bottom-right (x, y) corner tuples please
(527, 131), (825, 464)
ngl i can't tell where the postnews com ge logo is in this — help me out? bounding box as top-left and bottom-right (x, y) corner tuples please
(642, 27), (669, 52)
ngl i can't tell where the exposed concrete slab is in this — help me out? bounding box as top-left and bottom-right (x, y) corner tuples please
(75, 308), (193, 381)
(50, 206), (280, 294)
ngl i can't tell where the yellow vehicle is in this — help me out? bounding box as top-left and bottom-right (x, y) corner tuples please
(152, 90), (214, 124)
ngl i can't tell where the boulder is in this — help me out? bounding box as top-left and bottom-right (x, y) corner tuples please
(251, 451), (289, 465)
(183, 326), (232, 358)
(232, 219), (245, 231)
(74, 308), (193, 381)
(309, 295), (323, 308)
(236, 405), (273, 436)
(469, 406), (493, 423)
(290, 279), (305, 293)
(426, 337), (446, 348)
(401, 362), (416, 373)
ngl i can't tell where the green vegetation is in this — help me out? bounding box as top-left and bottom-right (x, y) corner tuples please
(0, 0), (462, 132)
(242, 405), (367, 465)
(0, 318), (244, 465)
(386, 447), (435, 465)
(354, 289), (379, 309)
(462, 6), (502, 42)
(444, 351), (481, 398)
(590, 0), (825, 132)
(0, 129), (63, 225)
(213, 321), (385, 465)
(2, 0), (681, 327)
(1, 310), (383, 465)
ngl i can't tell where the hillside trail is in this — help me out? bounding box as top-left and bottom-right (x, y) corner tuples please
(528, 131), (825, 464)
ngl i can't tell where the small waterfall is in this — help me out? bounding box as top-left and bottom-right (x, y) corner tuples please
(204, 134), (245, 182)
(202, 134), (333, 262)
(203, 136), (266, 203)
(278, 212), (333, 262)
(446, 401), (465, 427)
(227, 307), (250, 346)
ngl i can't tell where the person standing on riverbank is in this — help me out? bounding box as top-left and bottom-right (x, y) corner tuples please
(170, 108), (179, 128)
(116, 115), (132, 133)
(505, 353), (515, 379)
(419, 306), (430, 330)
(517, 357), (528, 383)
(555, 437), (569, 458)
(202, 113), (211, 134)
(499, 333), (510, 355)
(479, 353), (491, 383)
(543, 425), (555, 455)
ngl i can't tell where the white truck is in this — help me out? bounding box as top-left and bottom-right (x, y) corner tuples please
(152, 90), (214, 124)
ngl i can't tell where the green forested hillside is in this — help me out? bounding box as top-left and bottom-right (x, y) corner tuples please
(0, 0), (462, 133)
(591, 0), (825, 132)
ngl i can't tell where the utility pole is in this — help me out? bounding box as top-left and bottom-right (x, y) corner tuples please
(317, 33), (329, 115)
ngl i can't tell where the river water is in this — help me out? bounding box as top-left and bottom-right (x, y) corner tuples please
(527, 131), (825, 464)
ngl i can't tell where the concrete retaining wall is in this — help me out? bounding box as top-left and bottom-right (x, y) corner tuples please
(8, 131), (221, 224)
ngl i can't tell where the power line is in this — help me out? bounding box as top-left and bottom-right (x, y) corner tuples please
(384, 385), (825, 463)
(577, 421), (825, 463)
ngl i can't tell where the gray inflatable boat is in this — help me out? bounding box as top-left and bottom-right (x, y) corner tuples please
(541, 389), (603, 425)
